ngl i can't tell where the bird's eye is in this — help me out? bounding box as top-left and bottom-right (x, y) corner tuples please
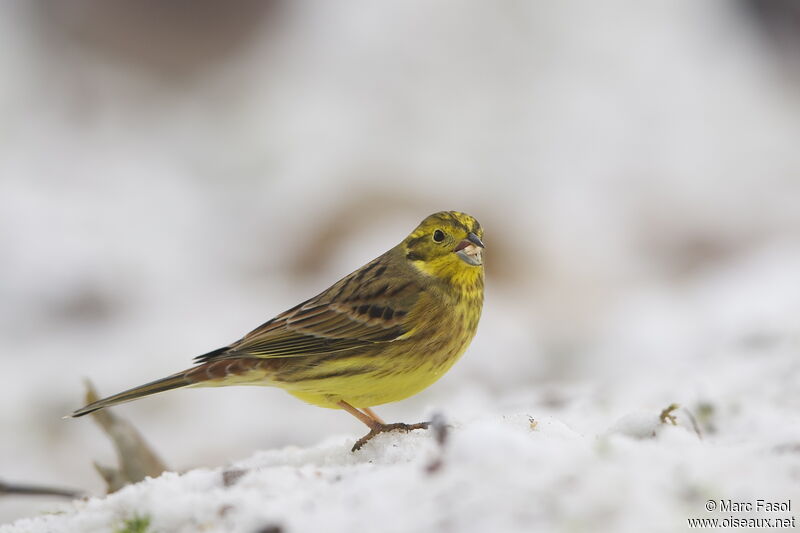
(433, 229), (445, 243)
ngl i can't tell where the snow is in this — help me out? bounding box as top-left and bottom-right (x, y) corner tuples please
(4, 405), (799, 533)
(3, 0), (800, 531)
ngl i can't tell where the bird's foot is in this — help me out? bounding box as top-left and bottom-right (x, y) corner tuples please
(351, 421), (431, 452)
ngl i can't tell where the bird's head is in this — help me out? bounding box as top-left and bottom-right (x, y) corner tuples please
(402, 211), (484, 284)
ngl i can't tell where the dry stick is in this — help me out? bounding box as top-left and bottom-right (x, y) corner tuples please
(84, 380), (168, 492)
(0, 479), (83, 499)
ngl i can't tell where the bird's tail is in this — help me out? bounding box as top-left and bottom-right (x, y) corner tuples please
(70, 372), (192, 417)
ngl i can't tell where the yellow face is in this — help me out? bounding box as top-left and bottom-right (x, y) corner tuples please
(402, 211), (484, 282)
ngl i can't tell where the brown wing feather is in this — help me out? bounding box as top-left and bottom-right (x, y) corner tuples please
(195, 252), (419, 363)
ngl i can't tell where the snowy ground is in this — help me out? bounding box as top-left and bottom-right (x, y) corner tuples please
(2, 1), (800, 531)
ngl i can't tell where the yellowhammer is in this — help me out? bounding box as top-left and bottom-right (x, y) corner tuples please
(72, 211), (485, 451)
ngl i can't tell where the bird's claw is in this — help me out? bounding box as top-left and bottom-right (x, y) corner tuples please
(351, 421), (431, 452)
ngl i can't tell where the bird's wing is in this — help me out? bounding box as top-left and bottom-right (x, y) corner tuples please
(195, 257), (420, 362)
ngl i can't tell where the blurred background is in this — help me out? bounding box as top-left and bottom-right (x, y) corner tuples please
(2, 0), (800, 523)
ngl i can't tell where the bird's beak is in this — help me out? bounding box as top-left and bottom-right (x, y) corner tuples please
(454, 232), (484, 266)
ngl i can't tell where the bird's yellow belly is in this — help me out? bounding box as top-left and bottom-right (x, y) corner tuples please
(280, 346), (468, 409)
(284, 367), (444, 408)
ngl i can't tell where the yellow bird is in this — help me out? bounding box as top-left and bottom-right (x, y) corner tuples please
(72, 211), (485, 451)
